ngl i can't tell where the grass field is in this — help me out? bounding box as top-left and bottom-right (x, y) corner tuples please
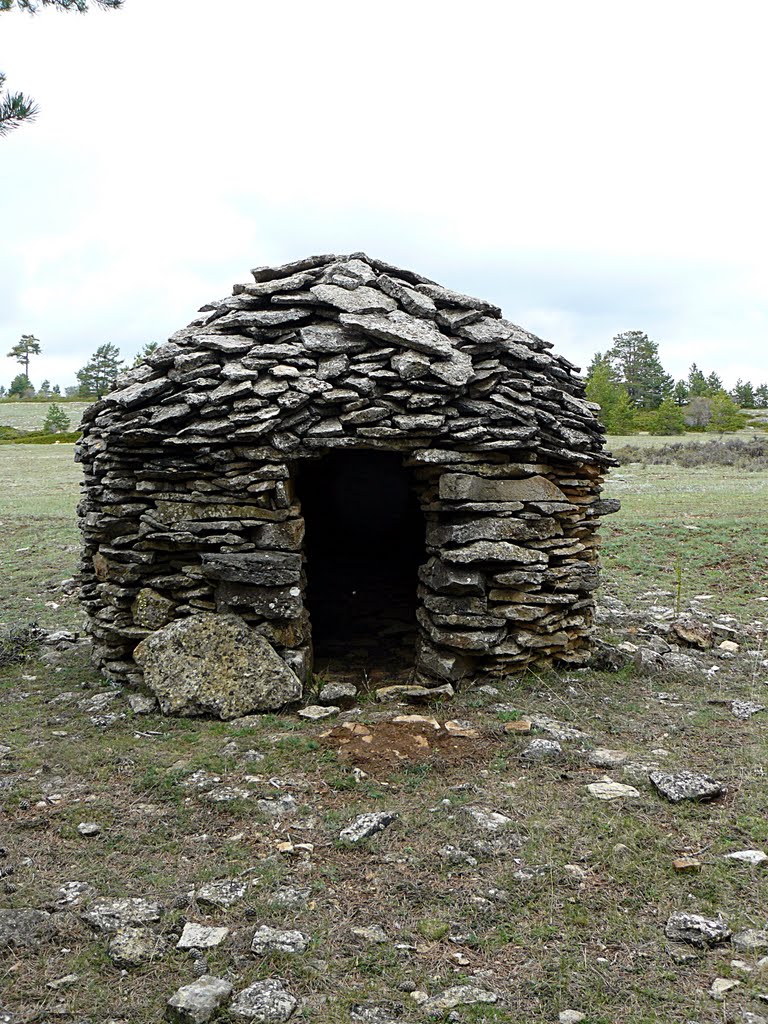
(1, 444), (767, 1023)
(0, 401), (91, 432)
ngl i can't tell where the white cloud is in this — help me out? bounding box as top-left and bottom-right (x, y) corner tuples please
(1, 0), (767, 391)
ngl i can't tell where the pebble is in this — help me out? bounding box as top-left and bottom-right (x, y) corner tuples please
(77, 822), (101, 837)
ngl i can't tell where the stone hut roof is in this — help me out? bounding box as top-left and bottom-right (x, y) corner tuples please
(77, 253), (617, 706)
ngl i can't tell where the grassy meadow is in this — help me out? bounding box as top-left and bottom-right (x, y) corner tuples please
(1, 440), (767, 1023)
(0, 401), (91, 433)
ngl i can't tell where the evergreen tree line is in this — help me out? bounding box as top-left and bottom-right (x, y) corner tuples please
(586, 331), (766, 435)
(2, 336), (158, 400)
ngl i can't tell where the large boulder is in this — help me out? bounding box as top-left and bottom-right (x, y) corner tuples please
(133, 613), (302, 719)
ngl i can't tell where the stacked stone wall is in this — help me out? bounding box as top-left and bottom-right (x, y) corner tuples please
(76, 253), (618, 691)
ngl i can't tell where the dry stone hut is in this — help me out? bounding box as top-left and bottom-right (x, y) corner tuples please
(76, 253), (618, 707)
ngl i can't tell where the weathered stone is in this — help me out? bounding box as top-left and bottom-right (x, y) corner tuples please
(724, 849), (768, 866)
(443, 541), (547, 565)
(340, 812), (398, 844)
(420, 984), (498, 1015)
(439, 473), (567, 503)
(310, 283), (397, 313)
(650, 770), (725, 803)
(521, 738), (563, 762)
(230, 979), (297, 1021)
(109, 926), (167, 966)
(134, 614), (301, 719)
(132, 587), (176, 629)
(81, 896), (164, 933)
(463, 805), (514, 831)
(250, 926), (309, 954)
(340, 310), (454, 357)
(732, 929), (768, 953)
(166, 975), (233, 1024)
(664, 911), (731, 947)
(177, 923), (230, 949)
(587, 781), (640, 801)
(0, 909), (53, 949)
(196, 879), (248, 908)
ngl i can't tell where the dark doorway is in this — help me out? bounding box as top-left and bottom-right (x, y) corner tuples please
(298, 451), (425, 680)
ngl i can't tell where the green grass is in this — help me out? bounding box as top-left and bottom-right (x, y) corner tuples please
(601, 463), (768, 616)
(1, 446), (768, 1022)
(0, 400), (91, 431)
(0, 445), (83, 630)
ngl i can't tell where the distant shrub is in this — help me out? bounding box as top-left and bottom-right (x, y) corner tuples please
(42, 403), (71, 434)
(0, 425), (24, 439)
(613, 437), (768, 471)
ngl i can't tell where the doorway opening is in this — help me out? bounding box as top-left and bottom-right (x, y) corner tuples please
(298, 450), (425, 682)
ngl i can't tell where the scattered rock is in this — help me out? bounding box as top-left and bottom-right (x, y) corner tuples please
(133, 613), (302, 719)
(250, 926), (310, 954)
(559, 1012), (587, 1024)
(297, 704), (339, 720)
(672, 857), (702, 873)
(665, 911), (731, 947)
(588, 748), (628, 769)
(719, 640), (740, 653)
(349, 1001), (407, 1024)
(229, 978), (297, 1021)
(166, 975), (233, 1023)
(419, 984), (498, 1015)
(521, 738), (563, 762)
(77, 822), (101, 837)
(81, 896), (164, 933)
(128, 693), (157, 714)
(196, 879), (248, 908)
(0, 908), (53, 948)
(587, 781), (640, 800)
(724, 850), (768, 866)
(650, 770), (725, 803)
(502, 719), (532, 735)
(733, 930), (768, 953)
(318, 681), (357, 704)
(46, 974), (79, 990)
(351, 924), (389, 944)
(177, 923), (230, 949)
(375, 684), (454, 703)
(671, 618), (713, 648)
(109, 926), (167, 966)
(463, 805), (514, 831)
(710, 977), (740, 1000)
(339, 812), (397, 844)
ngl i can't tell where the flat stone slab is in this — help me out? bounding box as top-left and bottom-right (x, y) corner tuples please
(195, 879), (248, 908)
(724, 849), (768, 866)
(81, 897), (164, 933)
(177, 923), (230, 949)
(133, 613), (301, 719)
(166, 975), (233, 1024)
(587, 781), (640, 801)
(650, 770), (725, 803)
(250, 926), (309, 954)
(109, 926), (167, 966)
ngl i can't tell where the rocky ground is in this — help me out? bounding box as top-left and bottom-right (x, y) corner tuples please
(1, 590), (767, 1023)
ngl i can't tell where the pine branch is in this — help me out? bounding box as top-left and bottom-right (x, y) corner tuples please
(0, 81), (38, 135)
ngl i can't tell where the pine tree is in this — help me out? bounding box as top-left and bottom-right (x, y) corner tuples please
(1, 1), (123, 136)
(706, 371), (723, 394)
(672, 380), (689, 406)
(604, 331), (672, 409)
(651, 397), (685, 435)
(8, 373), (33, 397)
(38, 379), (52, 399)
(132, 341), (159, 367)
(687, 363), (709, 397)
(731, 379), (756, 408)
(585, 362), (635, 434)
(7, 334), (41, 379)
(76, 343), (124, 398)
(706, 392), (746, 434)
(755, 384), (768, 409)
(42, 402), (70, 434)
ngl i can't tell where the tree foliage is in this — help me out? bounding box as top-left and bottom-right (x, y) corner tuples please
(706, 392), (747, 434)
(8, 372), (33, 397)
(76, 342), (124, 398)
(585, 362), (635, 434)
(604, 331), (673, 409)
(1, 0), (123, 136)
(42, 401), (70, 433)
(7, 333), (41, 378)
(132, 341), (159, 367)
(651, 397), (685, 435)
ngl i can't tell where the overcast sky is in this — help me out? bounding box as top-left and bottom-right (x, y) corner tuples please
(2, 0), (767, 391)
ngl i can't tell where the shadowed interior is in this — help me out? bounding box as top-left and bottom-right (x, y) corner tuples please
(298, 451), (425, 675)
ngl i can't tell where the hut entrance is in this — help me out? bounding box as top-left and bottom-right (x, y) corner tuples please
(298, 451), (424, 680)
